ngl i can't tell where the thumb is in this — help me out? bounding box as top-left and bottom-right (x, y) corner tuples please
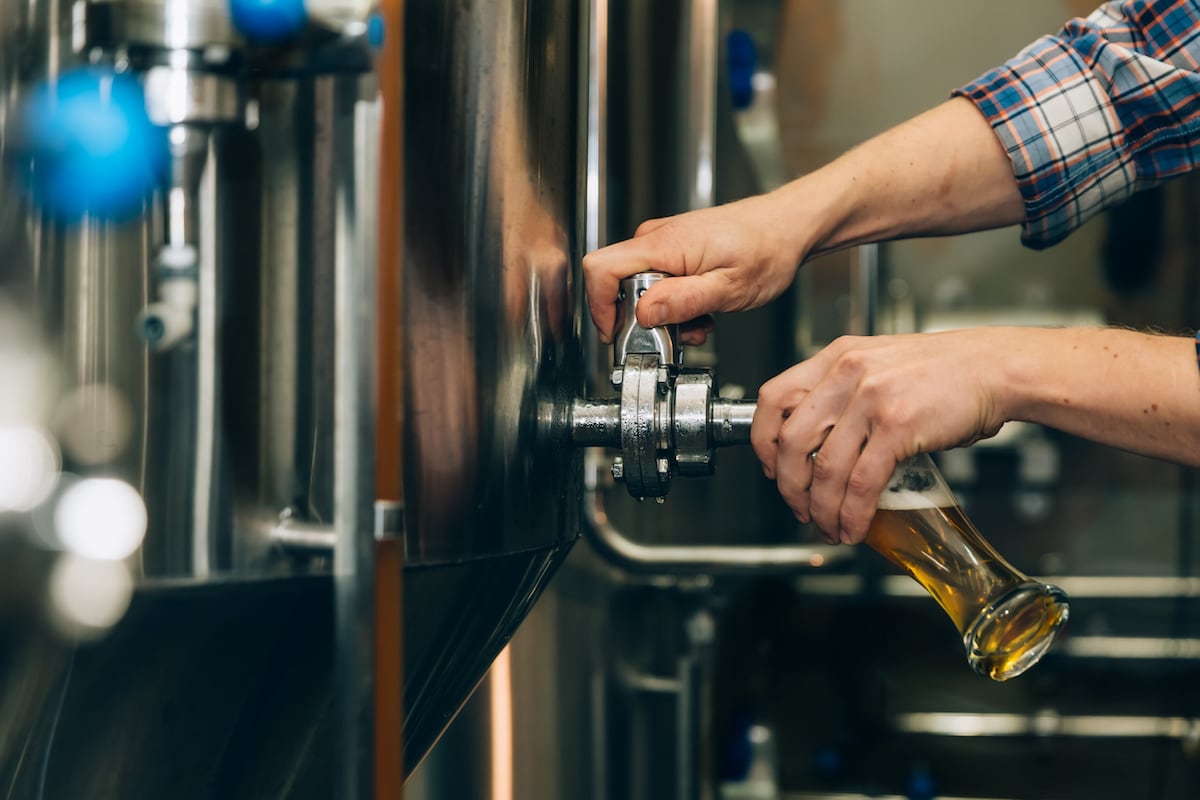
(636, 273), (735, 328)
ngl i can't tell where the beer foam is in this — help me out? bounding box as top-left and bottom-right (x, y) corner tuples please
(876, 482), (956, 511)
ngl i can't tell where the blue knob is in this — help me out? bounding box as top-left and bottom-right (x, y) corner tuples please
(726, 29), (758, 111)
(905, 767), (938, 800)
(367, 12), (386, 49)
(12, 69), (167, 221)
(229, 0), (307, 43)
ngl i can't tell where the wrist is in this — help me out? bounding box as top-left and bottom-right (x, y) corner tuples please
(770, 159), (862, 263)
(987, 327), (1046, 425)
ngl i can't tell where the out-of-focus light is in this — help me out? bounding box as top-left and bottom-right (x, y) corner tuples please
(47, 554), (133, 636)
(0, 424), (61, 512)
(54, 477), (146, 560)
(0, 342), (58, 424)
(55, 383), (134, 465)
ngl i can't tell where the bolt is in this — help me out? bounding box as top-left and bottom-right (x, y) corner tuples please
(611, 456), (624, 481)
(611, 367), (624, 387)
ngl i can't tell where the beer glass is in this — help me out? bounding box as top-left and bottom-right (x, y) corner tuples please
(866, 453), (1069, 681)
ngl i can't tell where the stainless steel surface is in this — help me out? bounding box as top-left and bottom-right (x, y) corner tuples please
(0, 578), (338, 800)
(710, 398), (754, 445)
(272, 515), (338, 552)
(614, 271), (680, 368)
(571, 398), (623, 447)
(782, 795), (1022, 800)
(1058, 636), (1200, 660)
(894, 712), (1200, 741)
(578, 272), (840, 569)
(332, 77), (378, 800)
(583, 450), (847, 575)
(6, 0), (588, 788)
(683, 0), (717, 211)
(582, 271), (759, 500)
(1, 2), (388, 796)
(617, 351), (672, 499)
(144, 67), (241, 127)
(400, 0), (583, 773)
(93, 0), (241, 49)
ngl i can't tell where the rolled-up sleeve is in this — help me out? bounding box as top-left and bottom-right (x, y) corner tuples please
(954, 0), (1200, 248)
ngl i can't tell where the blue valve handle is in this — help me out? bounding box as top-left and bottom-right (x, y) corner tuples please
(10, 68), (167, 221)
(229, 0), (307, 43)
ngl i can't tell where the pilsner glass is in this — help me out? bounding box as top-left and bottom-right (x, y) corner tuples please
(865, 453), (1069, 681)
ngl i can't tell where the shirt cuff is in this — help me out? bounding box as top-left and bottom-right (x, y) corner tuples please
(953, 34), (1135, 250)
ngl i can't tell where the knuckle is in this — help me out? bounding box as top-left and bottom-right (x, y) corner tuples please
(844, 468), (879, 503)
(841, 502), (876, 543)
(831, 348), (869, 379)
(757, 381), (784, 413)
(810, 450), (836, 482)
(634, 217), (665, 237)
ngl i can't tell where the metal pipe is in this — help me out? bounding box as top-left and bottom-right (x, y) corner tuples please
(570, 398), (621, 447)
(783, 794), (1024, 800)
(582, 450), (848, 575)
(683, 0), (717, 211)
(333, 81), (379, 800)
(895, 711), (1200, 741)
(271, 516), (337, 552)
(710, 399), (755, 446)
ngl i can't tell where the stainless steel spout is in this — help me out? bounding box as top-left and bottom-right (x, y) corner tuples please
(574, 272), (850, 574)
(571, 271), (756, 500)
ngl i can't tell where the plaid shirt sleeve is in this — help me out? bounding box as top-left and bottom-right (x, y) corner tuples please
(953, 0), (1200, 249)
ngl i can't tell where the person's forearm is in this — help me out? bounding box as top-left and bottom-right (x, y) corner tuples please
(772, 97), (1025, 261)
(997, 327), (1200, 465)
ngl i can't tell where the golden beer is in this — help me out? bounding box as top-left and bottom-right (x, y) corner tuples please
(866, 454), (1069, 681)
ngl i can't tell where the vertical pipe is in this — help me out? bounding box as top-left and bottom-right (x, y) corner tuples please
(374, 0), (406, 796)
(191, 134), (220, 575)
(586, 0), (608, 255)
(684, 0), (718, 211)
(334, 77), (379, 800)
(850, 243), (880, 336)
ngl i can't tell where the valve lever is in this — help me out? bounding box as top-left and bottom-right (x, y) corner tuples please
(571, 271), (756, 500)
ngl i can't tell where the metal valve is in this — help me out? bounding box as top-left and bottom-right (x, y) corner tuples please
(571, 271), (756, 501)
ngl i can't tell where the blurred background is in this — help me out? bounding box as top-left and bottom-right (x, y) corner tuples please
(2, 1), (1199, 799)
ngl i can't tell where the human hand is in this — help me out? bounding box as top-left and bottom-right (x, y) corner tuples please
(582, 190), (814, 343)
(751, 330), (1007, 545)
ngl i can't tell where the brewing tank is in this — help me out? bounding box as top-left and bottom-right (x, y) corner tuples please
(0, 0), (584, 794)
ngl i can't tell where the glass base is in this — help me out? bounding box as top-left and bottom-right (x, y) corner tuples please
(963, 582), (1070, 681)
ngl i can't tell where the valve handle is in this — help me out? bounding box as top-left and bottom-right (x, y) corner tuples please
(229, 0), (308, 42)
(10, 69), (168, 221)
(612, 272), (679, 375)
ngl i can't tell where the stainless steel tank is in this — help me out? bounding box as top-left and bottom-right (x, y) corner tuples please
(398, 0), (582, 773)
(0, 0), (584, 795)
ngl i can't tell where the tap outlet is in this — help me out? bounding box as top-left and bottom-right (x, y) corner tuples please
(572, 272), (755, 500)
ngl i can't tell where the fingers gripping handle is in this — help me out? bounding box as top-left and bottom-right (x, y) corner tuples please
(613, 272), (679, 371)
(575, 277), (842, 574)
(571, 271), (757, 499)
